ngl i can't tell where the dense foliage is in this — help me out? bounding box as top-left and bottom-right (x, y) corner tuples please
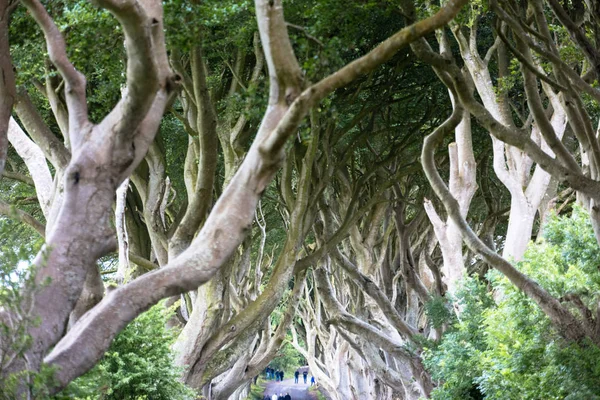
(0, 218), (45, 399)
(424, 208), (600, 400)
(267, 340), (305, 375)
(55, 303), (194, 400)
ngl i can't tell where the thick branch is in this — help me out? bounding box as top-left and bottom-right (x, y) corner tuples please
(331, 247), (419, 341)
(491, 0), (600, 104)
(0, 1), (17, 177)
(420, 101), (594, 343)
(169, 45), (218, 256)
(21, 0), (88, 134)
(14, 89), (70, 170)
(259, 0), (469, 157)
(411, 38), (600, 201)
(315, 268), (413, 363)
(516, 38), (578, 172)
(94, 0), (159, 141)
(2, 170), (34, 186)
(256, 0), (304, 105)
(128, 253), (158, 271)
(7, 118), (54, 218)
(0, 200), (46, 237)
(223, 269), (308, 397)
(546, 0), (600, 77)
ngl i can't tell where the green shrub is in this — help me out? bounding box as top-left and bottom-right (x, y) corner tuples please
(423, 207), (600, 399)
(55, 303), (195, 400)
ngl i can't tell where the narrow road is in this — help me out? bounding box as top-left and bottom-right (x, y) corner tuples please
(263, 378), (318, 400)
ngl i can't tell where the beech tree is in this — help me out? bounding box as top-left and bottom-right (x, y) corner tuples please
(285, 0), (600, 396)
(0, 0), (467, 397)
(414, 0), (600, 344)
(5, 0), (600, 398)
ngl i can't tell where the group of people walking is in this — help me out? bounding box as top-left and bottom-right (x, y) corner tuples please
(293, 369), (314, 385)
(265, 393), (292, 400)
(262, 365), (316, 400)
(264, 366), (316, 385)
(265, 367), (285, 381)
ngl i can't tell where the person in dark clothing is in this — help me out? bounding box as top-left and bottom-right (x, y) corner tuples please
(284, 393), (292, 400)
(310, 376), (315, 386)
(280, 371), (285, 381)
(303, 370), (308, 384)
(294, 370), (299, 383)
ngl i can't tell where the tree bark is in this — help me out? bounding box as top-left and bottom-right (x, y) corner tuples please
(0, 1), (17, 177)
(7, 118), (53, 219)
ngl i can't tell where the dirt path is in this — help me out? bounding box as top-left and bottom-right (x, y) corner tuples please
(263, 378), (318, 400)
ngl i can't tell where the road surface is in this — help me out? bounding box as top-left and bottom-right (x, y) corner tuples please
(263, 378), (318, 400)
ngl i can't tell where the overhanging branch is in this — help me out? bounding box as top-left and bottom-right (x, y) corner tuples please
(21, 0), (88, 136)
(420, 97), (595, 344)
(42, 0), (468, 390)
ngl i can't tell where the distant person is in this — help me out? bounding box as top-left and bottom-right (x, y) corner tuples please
(310, 376), (315, 386)
(303, 370), (308, 384)
(280, 370), (285, 381)
(294, 369), (299, 383)
(284, 393), (292, 400)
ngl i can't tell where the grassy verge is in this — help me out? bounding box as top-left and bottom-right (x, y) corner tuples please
(308, 385), (327, 400)
(246, 377), (267, 400)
